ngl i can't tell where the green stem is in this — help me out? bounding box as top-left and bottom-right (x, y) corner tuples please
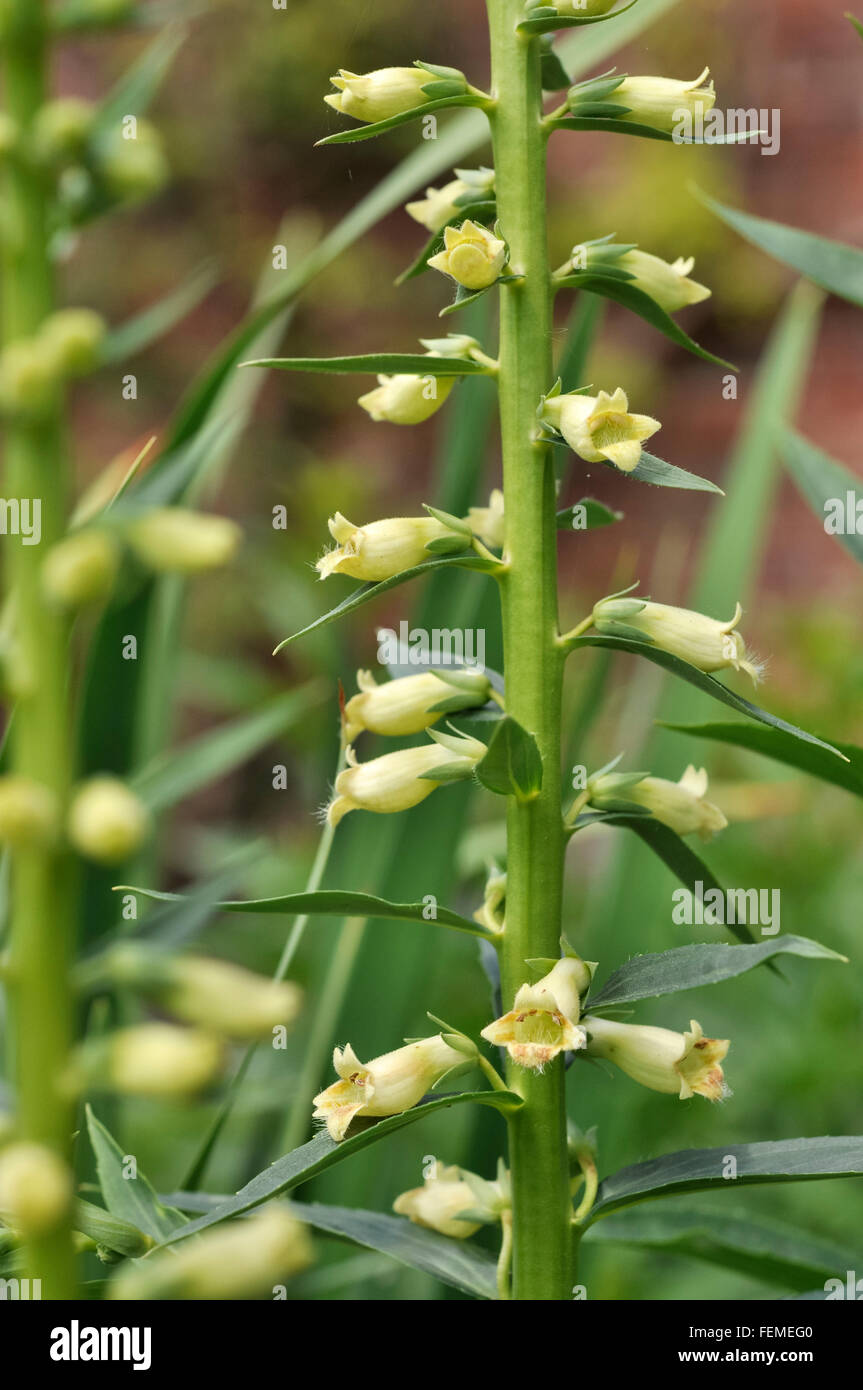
(1, 0), (77, 1298)
(486, 0), (573, 1301)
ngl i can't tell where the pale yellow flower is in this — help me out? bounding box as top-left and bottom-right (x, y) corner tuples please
(316, 511), (466, 582)
(481, 958), (588, 1070)
(325, 67), (437, 123)
(583, 1015), (729, 1100)
(342, 668), (491, 743)
(313, 1035), (468, 1141)
(614, 68), (716, 133)
(589, 764), (728, 841)
(326, 728), (486, 827)
(541, 387), (660, 472)
(358, 372), (456, 425)
(592, 596), (760, 679)
(428, 220), (507, 290)
(466, 488), (505, 549)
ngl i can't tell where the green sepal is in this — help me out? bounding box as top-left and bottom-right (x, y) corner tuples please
(475, 716), (543, 801)
(423, 502), (473, 537)
(424, 535), (473, 555)
(416, 757), (478, 783)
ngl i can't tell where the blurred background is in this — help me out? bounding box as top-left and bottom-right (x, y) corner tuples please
(54, 0), (863, 1298)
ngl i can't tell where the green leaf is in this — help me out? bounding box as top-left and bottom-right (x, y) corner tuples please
(848, 12), (863, 42)
(541, 47), (572, 92)
(589, 1137), (863, 1223)
(588, 936), (846, 1010)
(240, 353), (491, 377)
(74, 1200), (153, 1259)
(86, 1106), (186, 1243)
(582, 1204), (862, 1292)
(317, 97), (483, 147)
(93, 21), (186, 136)
(475, 716), (543, 801)
(519, 1), (639, 33)
(660, 720), (863, 799)
(114, 886), (497, 941)
(556, 497), (622, 529)
(554, 116), (757, 145)
(272, 554), (500, 654)
(129, 684), (324, 813)
(158, 1091), (524, 1247)
(555, 273), (735, 369)
(782, 428), (863, 567)
(628, 451), (723, 493)
(284, 1199), (498, 1300)
(101, 261), (218, 365)
(694, 189), (863, 308)
(565, 633), (846, 757)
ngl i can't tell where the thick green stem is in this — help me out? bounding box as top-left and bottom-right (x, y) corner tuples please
(487, 0), (573, 1300)
(1, 0), (77, 1297)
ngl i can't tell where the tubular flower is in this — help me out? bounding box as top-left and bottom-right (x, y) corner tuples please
(316, 511), (468, 582)
(466, 488), (505, 549)
(358, 371), (456, 425)
(540, 387), (660, 473)
(313, 1034), (469, 1141)
(126, 508), (241, 574)
(589, 764), (728, 841)
(393, 1161), (510, 1238)
(592, 596), (760, 679)
(428, 220), (508, 290)
(67, 776), (150, 863)
(615, 250), (710, 313)
(612, 68), (716, 133)
(406, 167), (495, 232)
(101, 1024), (224, 1098)
(0, 1143), (73, 1237)
(325, 728), (486, 827)
(342, 668), (491, 743)
(42, 529), (119, 609)
(583, 1015), (729, 1100)
(481, 958), (588, 1070)
(325, 67), (438, 123)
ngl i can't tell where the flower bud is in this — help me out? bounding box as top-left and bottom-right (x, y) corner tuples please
(428, 220), (508, 290)
(466, 488), (505, 549)
(342, 668), (491, 743)
(589, 764), (727, 841)
(125, 507), (241, 573)
(358, 372), (456, 425)
(405, 167), (495, 232)
(481, 958), (588, 1070)
(39, 308), (106, 377)
(563, 241), (710, 314)
(42, 529), (119, 609)
(393, 1160), (509, 1238)
(78, 1023), (225, 1098)
(107, 945), (303, 1041)
(325, 66), (439, 123)
(0, 1143), (73, 1237)
(0, 340), (58, 418)
(316, 511), (468, 582)
(0, 776), (60, 846)
(473, 863), (506, 934)
(592, 596), (760, 679)
(67, 776), (150, 863)
(313, 1034), (469, 1141)
(109, 1205), (312, 1300)
(583, 1015), (729, 1100)
(32, 98), (95, 164)
(540, 386), (660, 473)
(326, 728), (486, 827)
(609, 69), (716, 134)
(98, 119), (168, 203)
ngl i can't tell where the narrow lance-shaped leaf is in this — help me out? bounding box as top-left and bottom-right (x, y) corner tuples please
(317, 96), (487, 148)
(589, 1137), (863, 1223)
(86, 1107), (186, 1243)
(660, 720), (863, 800)
(588, 935), (847, 1010)
(555, 272), (736, 370)
(552, 116), (759, 145)
(240, 354), (492, 377)
(158, 1091), (524, 1247)
(565, 632), (846, 758)
(782, 428), (863, 568)
(101, 261), (218, 365)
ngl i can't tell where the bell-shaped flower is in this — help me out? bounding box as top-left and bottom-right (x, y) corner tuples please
(481, 958), (588, 1070)
(611, 68), (715, 133)
(592, 595), (761, 679)
(325, 66), (439, 123)
(393, 1160), (509, 1238)
(316, 511), (469, 582)
(428, 220), (508, 290)
(406, 167), (495, 232)
(358, 371), (456, 425)
(540, 387), (660, 473)
(313, 1034), (470, 1141)
(588, 764), (728, 841)
(583, 1015), (729, 1100)
(326, 727), (487, 826)
(342, 668), (491, 743)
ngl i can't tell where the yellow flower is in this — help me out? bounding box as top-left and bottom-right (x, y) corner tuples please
(358, 372), (456, 425)
(428, 220), (508, 290)
(466, 488), (505, 549)
(88, 1024), (225, 1098)
(0, 1143), (73, 1237)
(540, 387), (660, 472)
(325, 67), (437, 123)
(42, 530), (119, 608)
(326, 728), (486, 827)
(589, 764), (728, 841)
(481, 958), (588, 1070)
(67, 776), (150, 863)
(592, 596), (760, 679)
(583, 1015), (729, 1100)
(126, 508), (241, 574)
(393, 1161), (509, 1238)
(313, 1034), (469, 1141)
(615, 250), (710, 313)
(342, 668), (491, 743)
(316, 511), (467, 582)
(614, 68), (716, 133)
(39, 308), (106, 376)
